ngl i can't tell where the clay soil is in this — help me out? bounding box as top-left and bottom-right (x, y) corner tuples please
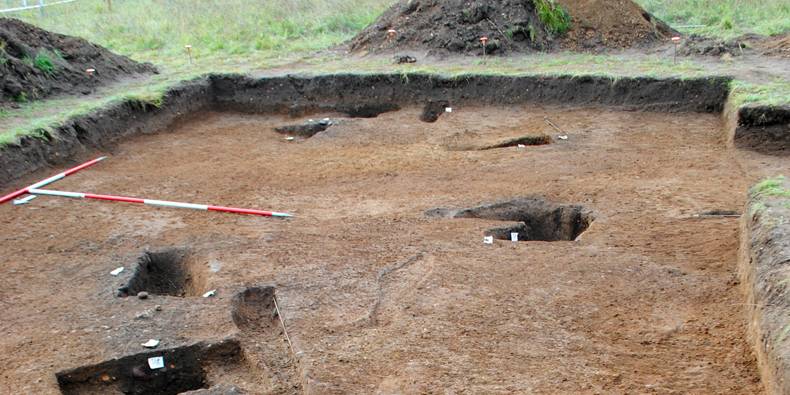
(1, 104), (787, 393)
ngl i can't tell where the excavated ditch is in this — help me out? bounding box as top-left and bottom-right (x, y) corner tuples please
(230, 286), (302, 393)
(427, 197), (593, 241)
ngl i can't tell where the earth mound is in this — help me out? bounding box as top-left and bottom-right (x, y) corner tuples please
(349, 0), (676, 55)
(0, 18), (156, 105)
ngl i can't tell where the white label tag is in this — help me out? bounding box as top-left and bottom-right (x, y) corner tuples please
(445, 107), (453, 113)
(511, 232), (519, 242)
(483, 236), (494, 244)
(110, 267), (124, 276)
(147, 356), (165, 370)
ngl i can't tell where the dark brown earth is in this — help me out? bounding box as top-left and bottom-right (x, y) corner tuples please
(679, 33), (790, 58)
(1, 103), (786, 393)
(0, 18), (156, 105)
(349, 0), (675, 55)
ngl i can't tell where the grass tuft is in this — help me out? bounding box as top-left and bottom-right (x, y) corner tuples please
(637, 0), (790, 38)
(535, 0), (571, 36)
(33, 51), (55, 75)
(751, 176), (790, 198)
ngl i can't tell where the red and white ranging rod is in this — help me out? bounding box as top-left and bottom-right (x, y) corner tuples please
(1, 156), (291, 218)
(27, 188), (292, 218)
(0, 156), (107, 205)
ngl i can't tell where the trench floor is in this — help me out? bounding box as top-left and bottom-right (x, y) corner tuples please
(1, 105), (788, 393)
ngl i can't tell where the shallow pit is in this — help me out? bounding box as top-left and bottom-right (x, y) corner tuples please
(428, 197), (593, 241)
(231, 286), (279, 334)
(118, 249), (207, 298)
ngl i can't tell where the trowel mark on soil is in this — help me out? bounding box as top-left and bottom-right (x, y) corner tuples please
(231, 286), (302, 393)
(56, 339), (248, 395)
(117, 249), (208, 298)
(427, 197), (593, 241)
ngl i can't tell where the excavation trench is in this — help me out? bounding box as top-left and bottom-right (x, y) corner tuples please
(0, 73), (777, 393)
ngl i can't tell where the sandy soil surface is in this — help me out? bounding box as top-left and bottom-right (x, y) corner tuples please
(1, 105), (788, 393)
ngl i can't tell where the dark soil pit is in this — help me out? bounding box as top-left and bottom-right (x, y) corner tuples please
(479, 134), (552, 150)
(56, 339), (243, 395)
(420, 100), (450, 123)
(427, 197), (593, 241)
(117, 249), (207, 298)
(274, 118), (334, 138)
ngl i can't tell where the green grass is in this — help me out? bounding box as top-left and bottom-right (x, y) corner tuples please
(10, 0), (393, 68)
(33, 51), (55, 74)
(535, 0), (571, 36)
(636, 0), (790, 38)
(751, 176), (790, 198)
(731, 79), (790, 107)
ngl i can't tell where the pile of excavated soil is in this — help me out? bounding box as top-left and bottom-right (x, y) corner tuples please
(349, 0), (676, 55)
(0, 18), (156, 105)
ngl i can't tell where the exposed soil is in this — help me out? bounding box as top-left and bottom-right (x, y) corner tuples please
(741, 180), (790, 395)
(757, 33), (790, 58)
(1, 102), (784, 393)
(731, 105), (790, 154)
(0, 18), (156, 105)
(679, 33), (790, 59)
(349, 0), (675, 55)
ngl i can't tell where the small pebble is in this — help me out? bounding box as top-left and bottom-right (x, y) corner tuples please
(137, 292), (149, 300)
(154, 305), (162, 311)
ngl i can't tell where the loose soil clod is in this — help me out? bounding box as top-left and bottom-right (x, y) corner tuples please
(118, 249), (207, 298)
(428, 197), (593, 241)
